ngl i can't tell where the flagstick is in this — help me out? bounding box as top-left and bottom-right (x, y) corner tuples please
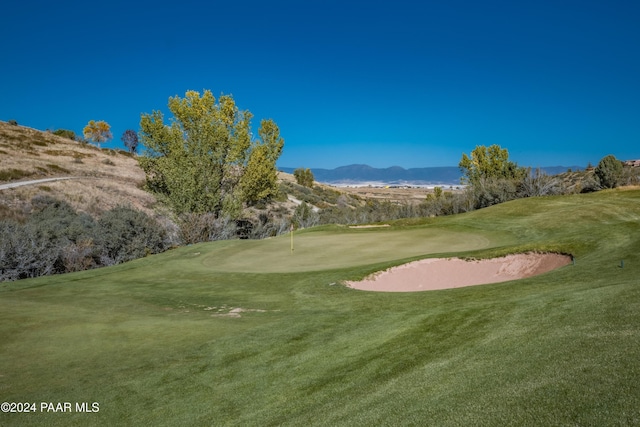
(290, 224), (294, 253)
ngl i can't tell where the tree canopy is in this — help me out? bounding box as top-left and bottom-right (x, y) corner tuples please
(594, 154), (623, 189)
(293, 168), (314, 187)
(138, 90), (284, 217)
(459, 144), (525, 185)
(83, 120), (112, 148)
(121, 129), (138, 154)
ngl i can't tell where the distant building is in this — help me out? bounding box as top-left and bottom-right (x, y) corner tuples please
(624, 159), (640, 167)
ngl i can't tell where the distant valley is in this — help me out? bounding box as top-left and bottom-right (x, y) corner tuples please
(279, 164), (583, 187)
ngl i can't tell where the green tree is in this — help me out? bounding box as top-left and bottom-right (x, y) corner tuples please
(83, 120), (112, 149)
(459, 144), (525, 185)
(594, 154), (623, 189)
(293, 168), (314, 187)
(241, 144), (280, 204)
(138, 90), (284, 216)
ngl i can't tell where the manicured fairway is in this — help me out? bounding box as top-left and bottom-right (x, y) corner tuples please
(1, 189), (640, 426)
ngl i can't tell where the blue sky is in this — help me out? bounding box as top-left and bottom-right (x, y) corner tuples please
(1, 0), (638, 169)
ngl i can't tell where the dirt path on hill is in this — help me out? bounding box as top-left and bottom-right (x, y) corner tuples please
(0, 177), (77, 190)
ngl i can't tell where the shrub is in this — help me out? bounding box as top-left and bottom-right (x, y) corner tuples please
(249, 213), (290, 239)
(518, 168), (561, 197)
(0, 198), (170, 281)
(595, 155), (624, 189)
(293, 202), (320, 228)
(96, 206), (168, 265)
(0, 221), (60, 281)
(60, 239), (97, 272)
(622, 165), (640, 186)
(29, 196), (96, 244)
(178, 213), (237, 244)
(53, 129), (77, 140)
(468, 177), (518, 209)
(293, 168), (315, 187)
(8, 119), (18, 126)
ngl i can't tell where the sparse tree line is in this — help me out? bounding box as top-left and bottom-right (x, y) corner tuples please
(11, 120), (139, 154)
(0, 196), (169, 282)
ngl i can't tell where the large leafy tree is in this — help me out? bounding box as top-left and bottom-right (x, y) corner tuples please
(83, 120), (112, 148)
(138, 90), (284, 217)
(459, 144), (525, 186)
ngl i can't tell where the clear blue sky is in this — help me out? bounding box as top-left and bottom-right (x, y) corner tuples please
(1, 0), (638, 169)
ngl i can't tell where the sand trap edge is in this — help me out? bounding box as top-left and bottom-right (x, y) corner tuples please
(346, 252), (572, 292)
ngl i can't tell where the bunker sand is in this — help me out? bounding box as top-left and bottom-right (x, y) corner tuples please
(347, 253), (572, 292)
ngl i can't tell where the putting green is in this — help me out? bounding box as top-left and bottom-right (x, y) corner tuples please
(189, 226), (502, 273)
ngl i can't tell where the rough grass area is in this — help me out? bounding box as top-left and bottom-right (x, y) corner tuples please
(1, 189), (640, 425)
(0, 121), (160, 219)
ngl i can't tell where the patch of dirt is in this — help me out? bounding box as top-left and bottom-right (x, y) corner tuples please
(346, 252), (572, 292)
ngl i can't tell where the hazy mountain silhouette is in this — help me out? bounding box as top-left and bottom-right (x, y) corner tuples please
(280, 164), (463, 185)
(280, 164), (582, 186)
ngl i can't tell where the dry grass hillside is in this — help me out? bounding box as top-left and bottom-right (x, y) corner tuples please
(0, 121), (159, 221)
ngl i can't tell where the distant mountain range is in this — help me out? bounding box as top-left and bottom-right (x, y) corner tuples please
(279, 164), (583, 187)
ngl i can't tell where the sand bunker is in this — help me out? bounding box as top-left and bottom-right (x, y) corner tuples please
(346, 253), (572, 292)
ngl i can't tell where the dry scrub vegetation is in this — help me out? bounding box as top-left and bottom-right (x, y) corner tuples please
(0, 121), (160, 220)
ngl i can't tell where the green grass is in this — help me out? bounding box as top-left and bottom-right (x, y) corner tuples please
(2, 189), (640, 425)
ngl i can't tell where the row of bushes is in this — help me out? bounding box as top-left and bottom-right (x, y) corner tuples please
(289, 164), (640, 227)
(0, 196), (169, 282)
(177, 211), (292, 244)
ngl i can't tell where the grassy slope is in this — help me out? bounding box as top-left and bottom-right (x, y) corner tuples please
(1, 189), (640, 426)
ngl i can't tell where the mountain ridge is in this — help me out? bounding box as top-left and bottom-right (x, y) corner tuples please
(279, 164), (583, 186)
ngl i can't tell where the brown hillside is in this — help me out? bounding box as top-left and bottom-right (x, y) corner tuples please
(0, 121), (159, 220)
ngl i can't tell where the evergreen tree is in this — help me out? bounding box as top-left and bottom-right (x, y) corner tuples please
(594, 154), (623, 189)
